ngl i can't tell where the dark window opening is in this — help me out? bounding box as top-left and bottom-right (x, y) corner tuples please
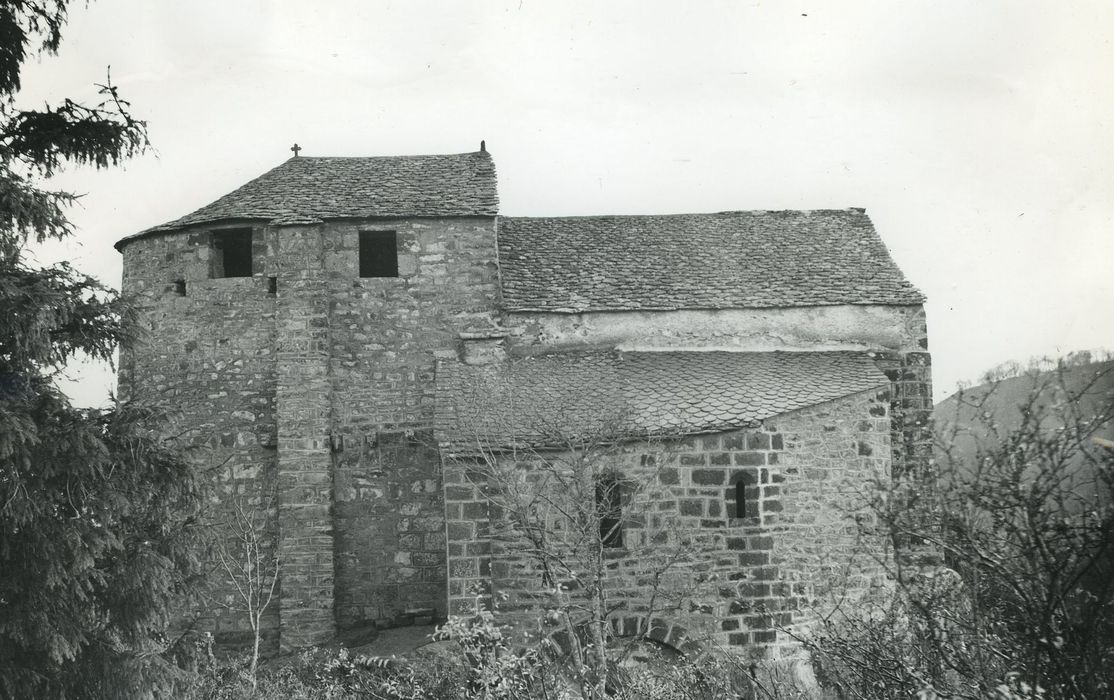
(359, 231), (398, 278)
(596, 475), (623, 548)
(267, 276), (277, 294)
(728, 472), (756, 520)
(211, 229), (253, 278)
(173, 279), (186, 296)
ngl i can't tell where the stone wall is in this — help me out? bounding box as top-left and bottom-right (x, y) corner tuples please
(875, 348), (934, 480)
(505, 304), (929, 355)
(119, 215), (500, 647)
(319, 218), (499, 630)
(120, 226), (281, 650)
(443, 387), (893, 660)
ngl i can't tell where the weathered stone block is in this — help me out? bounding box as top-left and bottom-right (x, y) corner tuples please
(738, 551), (770, 566)
(709, 452), (732, 466)
(735, 452), (765, 466)
(679, 499), (703, 516)
(692, 469), (726, 485)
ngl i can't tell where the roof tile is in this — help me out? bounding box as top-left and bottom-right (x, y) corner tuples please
(436, 351), (888, 448)
(497, 210), (924, 310)
(117, 150), (497, 248)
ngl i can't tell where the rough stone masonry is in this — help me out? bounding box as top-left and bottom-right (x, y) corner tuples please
(115, 147), (931, 657)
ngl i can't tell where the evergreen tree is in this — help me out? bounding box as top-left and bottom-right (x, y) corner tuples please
(0, 2), (202, 697)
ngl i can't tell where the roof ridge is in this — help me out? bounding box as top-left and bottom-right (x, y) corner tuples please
(287, 150), (490, 161)
(501, 208), (867, 221)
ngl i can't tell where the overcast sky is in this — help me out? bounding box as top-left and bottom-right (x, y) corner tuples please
(21, 0), (1114, 406)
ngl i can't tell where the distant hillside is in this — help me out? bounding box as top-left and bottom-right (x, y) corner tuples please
(936, 358), (1114, 439)
(934, 359), (1114, 495)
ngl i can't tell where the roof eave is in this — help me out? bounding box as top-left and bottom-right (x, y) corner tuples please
(114, 211), (500, 252)
(114, 217), (273, 252)
(500, 299), (927, 314)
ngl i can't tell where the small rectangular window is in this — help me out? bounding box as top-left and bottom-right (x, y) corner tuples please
(359, 231), (398, 278)
(211, 229), (253, 278)
(596, 475), (623, 548)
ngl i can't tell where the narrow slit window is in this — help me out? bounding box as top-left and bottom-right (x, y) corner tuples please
(596, 476), (623, 548)
(211, 229), (253, 278)
(359, 231), (398, 278)
(734, 480), (746, 518)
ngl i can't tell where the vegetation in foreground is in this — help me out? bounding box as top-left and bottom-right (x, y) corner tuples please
(179, 608), (766, 700)
(0, 1), (204, 698)
(804, 357), (1114, 700)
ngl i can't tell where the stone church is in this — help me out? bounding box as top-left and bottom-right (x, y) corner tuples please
(115, 145), (931, 658)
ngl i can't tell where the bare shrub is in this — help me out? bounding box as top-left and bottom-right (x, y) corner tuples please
(803, 358), (1114, 699)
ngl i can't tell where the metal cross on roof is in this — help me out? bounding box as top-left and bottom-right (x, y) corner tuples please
(290, 143), (302, 157)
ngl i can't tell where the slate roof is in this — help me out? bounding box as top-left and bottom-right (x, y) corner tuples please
(115, 150), (498, 249)
(497, 210), (924, 311)
(436, 350), (888, 448)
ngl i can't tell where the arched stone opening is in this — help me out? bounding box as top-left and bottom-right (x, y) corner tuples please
(541, 615), (704, 662)
(538, 615), (768, 697)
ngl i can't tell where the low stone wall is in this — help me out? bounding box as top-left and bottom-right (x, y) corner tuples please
(333, 432), (446, 630)
(443, 387), (893, 660)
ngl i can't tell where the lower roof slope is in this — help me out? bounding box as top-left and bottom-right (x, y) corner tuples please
(498, 209), (924, 311)
(436, 350), (888, 449)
